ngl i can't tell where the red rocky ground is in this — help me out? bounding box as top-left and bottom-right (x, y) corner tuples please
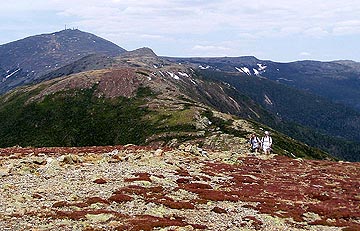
(0, 145), (359, 230)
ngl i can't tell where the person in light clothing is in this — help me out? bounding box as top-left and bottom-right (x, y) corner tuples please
(261, 131), (272, 154)
(249, 133), (261, 153)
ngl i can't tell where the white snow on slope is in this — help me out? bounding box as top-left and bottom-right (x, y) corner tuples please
(158, 71), (165, 78)
(253, 69), (260, 75)
(235, 67), (251, 75)
(178, 72), (189, 77)
(189, 79), (197, 85)
(199, 65), (210, 70)
(241, 67), (251, 75)
(235, 67), (244, 73)
(167, 71), (180, 80)
(5, 69), (20, 79)
(264, 94), (273, 105)
(257, 63), (267, 71)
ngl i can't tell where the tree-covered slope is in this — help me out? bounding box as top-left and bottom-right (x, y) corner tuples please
(198, 70), (360, 161)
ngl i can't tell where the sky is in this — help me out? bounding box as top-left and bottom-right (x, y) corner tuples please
(1, 0), (360, 62)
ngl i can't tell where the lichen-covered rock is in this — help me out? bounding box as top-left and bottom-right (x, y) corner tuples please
(0, 166), (11, 176)
(0, 145), (358, 231)
(58, 154), (82, 164)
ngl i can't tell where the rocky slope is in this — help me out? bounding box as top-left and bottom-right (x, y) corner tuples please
(0, 145), (359, 230)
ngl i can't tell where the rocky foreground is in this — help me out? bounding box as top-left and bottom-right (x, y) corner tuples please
(0, 145), (359, 231)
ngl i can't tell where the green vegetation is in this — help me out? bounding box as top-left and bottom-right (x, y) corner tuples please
(144, 107), (198, 144)
(0, 84), (200, 148)
(0, 86), (154, 147)
(202, 110), (249, 138)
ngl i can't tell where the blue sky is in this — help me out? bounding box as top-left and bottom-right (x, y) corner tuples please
(1, 0), (360, 62)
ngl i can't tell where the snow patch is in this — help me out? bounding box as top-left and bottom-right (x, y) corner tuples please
(5, 69), (20, 79)
(253, 69), (260, 75)
(189, 78), (197, 85)
(178, 72), (189, 77)
(264, 94), (273, 106)
(228, 96), (238, 105)
(153, 65), (158, 69)
(241, 67), (251, 75)
(158, 71), (165, 78)
(167, 71), (180, 80)
(235, 67), (244, 73)
(235, 67), (251, 75)
(199, 65), (210, 70)
(257, 63), (267, 71)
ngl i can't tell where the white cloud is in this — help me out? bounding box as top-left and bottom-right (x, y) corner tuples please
(3, 0), (360, 39)
(1, 0), (360, 60)
(333, 20), (360, 35)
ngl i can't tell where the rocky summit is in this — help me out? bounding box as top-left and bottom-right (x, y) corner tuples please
(0, 145), (359, 231)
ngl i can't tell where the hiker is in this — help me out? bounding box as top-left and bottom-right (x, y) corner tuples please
(261, 131), (273, 154)
(249, 133), (261, 153)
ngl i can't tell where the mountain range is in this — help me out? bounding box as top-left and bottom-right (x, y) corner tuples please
(0, 29), (359, 161)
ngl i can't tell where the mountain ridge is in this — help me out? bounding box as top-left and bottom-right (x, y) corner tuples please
(0, 29), (359, 161)
(166, 56), (360, 112)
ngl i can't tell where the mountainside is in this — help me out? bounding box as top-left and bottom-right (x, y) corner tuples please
(197, 69), (360, 161)
(165, 57), (360, 161)
(166, 57), (360, 112)
(0, 49), (330, 161)
(0, 29), (126, 94)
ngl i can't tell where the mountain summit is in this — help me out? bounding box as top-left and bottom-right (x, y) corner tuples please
(0, 29), (126, 94)
(122, 47), (157, 58)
